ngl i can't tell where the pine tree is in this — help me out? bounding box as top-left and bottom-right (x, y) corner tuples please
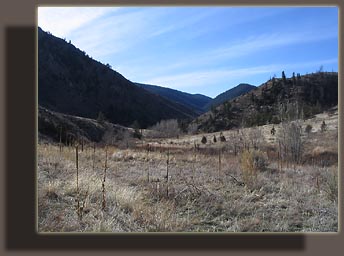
(213, 135), (217, 143)
(132, 120), (142, 139)
(97, 111), (106, 124)
(271, 126), (276, 135)
(282, 71), (287, 83)
(292, 72), (296, 85)
(321, 121), (327, 132)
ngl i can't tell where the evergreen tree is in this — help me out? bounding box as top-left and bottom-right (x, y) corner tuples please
(97, 111), (106, 124)
(282, 71), (287, 83)
(271, 126), (276, 135)
(219, 132), (226, 142)
(132, 120), (142, 139)
(292, 72), (296, 85)
(223, 101), (232, 119)
(213, 135), (217, 143)
(321, 121), (327, 133)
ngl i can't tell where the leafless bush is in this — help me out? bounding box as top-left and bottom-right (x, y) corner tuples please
(240, 149), (267, 189)
(278, 101), (303, 122)
(248, 127), (264, 150)
(117, 130), (136, 149)
(322, 169), (338, 202)
(238, 130), (250, 151)
(278, 121), (303, 164)
(227, 132), (240, 155)
(101, 127), (116, 145)
(149, 119), (181, 138)
(187, 123), (199, 135)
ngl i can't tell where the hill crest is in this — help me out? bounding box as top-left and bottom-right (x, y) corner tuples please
(38, 27), (197, 129)
(193, 72), (338, 133)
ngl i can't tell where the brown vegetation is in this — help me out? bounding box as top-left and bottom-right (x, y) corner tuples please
(38, 111), (338, 232)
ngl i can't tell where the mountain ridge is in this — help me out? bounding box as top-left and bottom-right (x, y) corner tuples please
(205, 83), (256, 110)
(135, 82), (212, 114)
(193, 72), (338, 133)
(38, 27), (197, 129)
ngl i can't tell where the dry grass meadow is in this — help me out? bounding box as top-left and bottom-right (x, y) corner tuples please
(38, 111), (338, 233)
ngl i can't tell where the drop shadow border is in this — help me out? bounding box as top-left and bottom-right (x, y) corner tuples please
(9, 22), (339, 251)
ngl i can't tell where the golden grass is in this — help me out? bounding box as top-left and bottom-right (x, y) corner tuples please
(38, 123), (338, 232)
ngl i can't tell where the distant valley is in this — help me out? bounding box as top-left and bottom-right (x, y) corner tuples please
(37, 26), (338, 234)
(135, 83), (212, 114)
(38, 27), (338, 142)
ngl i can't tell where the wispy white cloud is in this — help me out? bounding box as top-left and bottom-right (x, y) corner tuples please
(37, 7), (117, 38)
(209, 29), (337, 61)
(143, 58), (338, 91)
(179, 29), (337, 70)
(69, 8), (223, 58)
(69, 9), (154, 57)
(149, 8), (218, 38)
(116, 28), (337, 82)
(37, 7), (287, 61)
(143, 64), (279, 89)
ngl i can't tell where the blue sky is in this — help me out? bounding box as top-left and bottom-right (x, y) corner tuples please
(38, 7), (338, 98)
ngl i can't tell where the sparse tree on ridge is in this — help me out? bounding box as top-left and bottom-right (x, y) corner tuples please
(282, 71), (287, 83)
(97, 111), (106, 124)
(292, 72), (296, 85)
(321, 121), (327, 133)
(132, 120), (142, 139)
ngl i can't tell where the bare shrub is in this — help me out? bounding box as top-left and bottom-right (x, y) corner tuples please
(322, 169), (338, 202)
(117, 130), (136, 149)
(278, 101), (303, 122)
(253, 151), (268, 172)
(240, 149), (267, 189)
(278, 121), (303, 164)
(238, 130), (250, 151)
(150, 119), (181, 138)
(187, 123), (198, 135)
(248, 127), (264, 150)
(227, 132), (240, 155)
(101, 126), (116, 145)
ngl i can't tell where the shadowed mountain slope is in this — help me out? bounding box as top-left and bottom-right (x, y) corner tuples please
(38, 27), (197, 129)
(205, 83), (256, 110)
(135, 83), (212, 114)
